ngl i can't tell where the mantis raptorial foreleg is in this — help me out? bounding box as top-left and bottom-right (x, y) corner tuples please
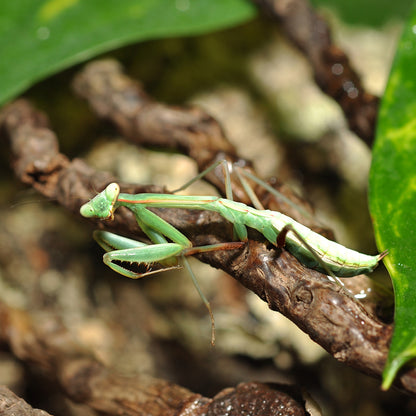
(92, 226), (244, 345)
(93, 231), (184, 278)
(95, 229), (244, 278)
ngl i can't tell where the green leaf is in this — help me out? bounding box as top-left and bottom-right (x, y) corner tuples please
(369, 3), (416, 390)
(310, 0), (413, 27)
(0, 0), (256, 105)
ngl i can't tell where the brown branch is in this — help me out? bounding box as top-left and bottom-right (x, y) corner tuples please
(72, 59), (247, 202)
(0, 80), (415, 396)
(0, 301), (308, 415)
(252, 0), (379, 145)
(72, 59), (327, 232)
(0, 386), (52, 416)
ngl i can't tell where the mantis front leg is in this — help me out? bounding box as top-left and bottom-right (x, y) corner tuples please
(93, 229), (215, 342)
(92, 230), (243, 344)
(93, 231), (184, 279)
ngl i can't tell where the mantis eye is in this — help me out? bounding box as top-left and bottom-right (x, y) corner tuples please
(105, 183), (120, 202)
(80, 203), (95, 218)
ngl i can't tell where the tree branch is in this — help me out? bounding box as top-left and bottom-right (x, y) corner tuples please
(0, 301), (308, 415)
(0, 386), (52, 416)
(252, 0), (379, 144)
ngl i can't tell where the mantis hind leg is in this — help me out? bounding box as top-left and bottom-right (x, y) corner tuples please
(171, 160), (341, 284)
(234, 166), (315, 220)
(215, 166), (344, 285)
(172, 159), (314, 230)
(171, 159), (234, 199)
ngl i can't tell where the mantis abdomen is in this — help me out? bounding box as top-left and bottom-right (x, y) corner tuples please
(216, 198), (381, 277)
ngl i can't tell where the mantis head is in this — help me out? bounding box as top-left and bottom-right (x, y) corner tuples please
(80, 183), (120, 220)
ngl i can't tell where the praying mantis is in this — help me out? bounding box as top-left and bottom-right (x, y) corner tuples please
(80, 160), (385, 341)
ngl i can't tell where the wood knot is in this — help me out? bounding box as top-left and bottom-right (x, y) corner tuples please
(295, 285), (313, 305)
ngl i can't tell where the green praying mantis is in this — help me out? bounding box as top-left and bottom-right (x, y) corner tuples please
(80, 160), (385, 341)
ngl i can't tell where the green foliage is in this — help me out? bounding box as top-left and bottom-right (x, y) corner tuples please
(311, 0), (413, 27)
(369, 3), (416, 389)
(0, 0), (256, 105)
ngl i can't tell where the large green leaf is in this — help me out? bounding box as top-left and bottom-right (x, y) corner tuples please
(369, 4), (416, 390)
(0, 0), (256, 105)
